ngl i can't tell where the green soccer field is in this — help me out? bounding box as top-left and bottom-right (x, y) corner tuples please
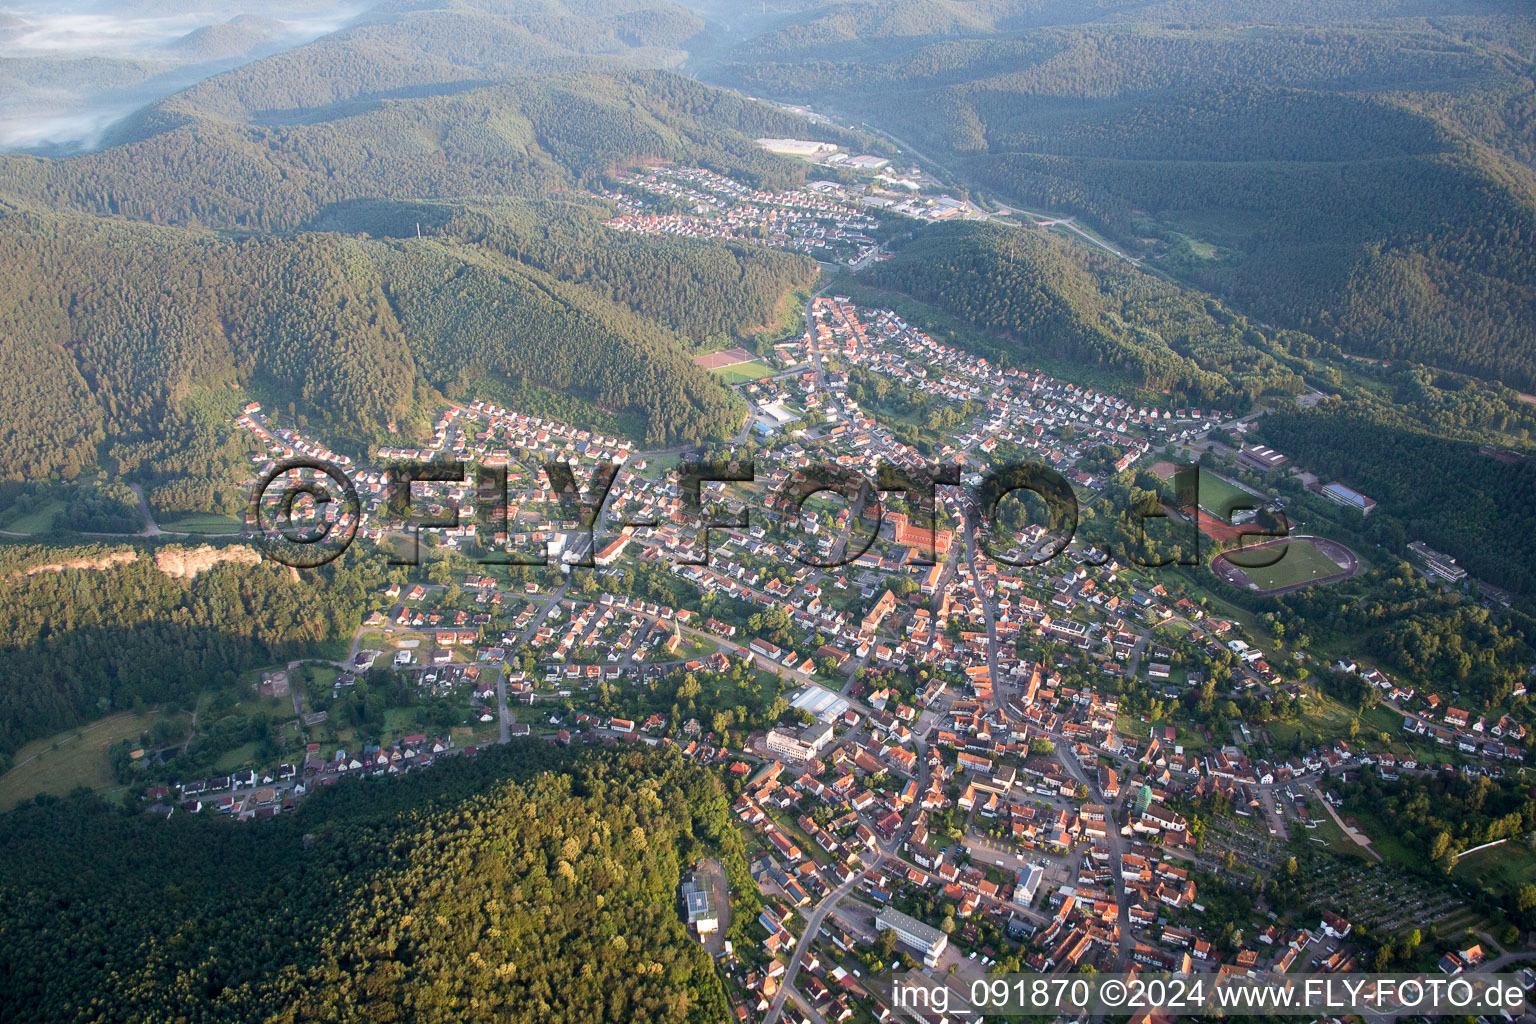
(1229, 539), (1347, 590)
(1196, 470), (1260, 521)
(712, 359), (778, 384)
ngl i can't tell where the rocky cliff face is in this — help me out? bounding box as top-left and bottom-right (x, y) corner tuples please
(19, 550), (138, 576)
(154, 544), (262, 579)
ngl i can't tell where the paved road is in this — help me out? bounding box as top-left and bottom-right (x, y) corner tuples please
(854, 119), (1141, 265)
(1052, 739), (1134, 972)
(763, 711), (933, 1024)
(494, 664), (511, 744)
(762, 866), (873, 1024)
(961, 511), (1004, 711)
(127, 483), (164, 537)
(802, 282), (839, 411)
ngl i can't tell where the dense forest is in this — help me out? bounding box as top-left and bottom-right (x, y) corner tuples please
(1255, 402), (1536, 596)
(0, 29), (858, 482)
(0, 69), (850, 233)
(866, 220), (1307, 405)
(713, 4), (1536, 390)
(0, 479), (141, 534)
(0, 543), (389, 760)
(0, 743), (742, 1024)
(315, 198), (816, 345)
(378, 238), (749, 446)
(0, 200), (764, 489)
(1339, 771), (1536, 919)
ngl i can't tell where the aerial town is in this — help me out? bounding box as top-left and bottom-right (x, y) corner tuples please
(8, 5), (1536, 1022)
(200, 275), (1534, 1021)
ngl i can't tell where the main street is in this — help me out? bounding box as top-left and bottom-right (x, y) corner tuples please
(1052, 736), (1134, 971)
(961, 510), (1004, 715)
(962, 499), (1133, 973)
(762, 708), (934, 1024)
(495, 579), (572, 741)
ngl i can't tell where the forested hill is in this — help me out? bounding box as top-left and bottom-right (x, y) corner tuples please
(709, 2), (1536, 391)
(0, 9), (857, 482)
(1256, 400), (1536, 597)
(0, 205), (758, 498)
(315, 198), (818, 345)
(0, 743), (746, 1024)
(866, 220), (1308, 407)
(0, 542), (391, 760)
(0, 70), (839, 233)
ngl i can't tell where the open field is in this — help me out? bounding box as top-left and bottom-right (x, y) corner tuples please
(2, 497), (65, 534)
(1177, 233), (1219, 260)
(1455, 841), (1536, 899)
(714, 359), (778, 384)
(1196, 471), (1260, 522)
(0, 710), (186, 811)
(1213, 536), (1357, 594)
(1115, 714), (1207, 752)
(159, 511), (243, 534)
(1338, 807), (1428, 871)
(1265, 696), (1358, 752)
(1307, 814), (1372, 861)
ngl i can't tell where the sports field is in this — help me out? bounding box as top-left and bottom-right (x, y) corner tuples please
(693, 346), (758, 370)
(1197, 471), (1260, 522)
(1195, 508), (1245, 543)
(713, 359), (777, 384)
(1213, 536), (1357, 594)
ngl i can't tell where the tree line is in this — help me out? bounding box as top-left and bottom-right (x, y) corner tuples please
(0, 743), (743, 1024)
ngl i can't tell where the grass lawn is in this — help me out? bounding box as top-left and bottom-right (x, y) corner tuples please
(1227, 538), (1350, 589)
(1115, 713), (1206, 752)
(714, 359), (778, 385)
(634, 452), (682, 481)
(3, 497), (65, 534)
(1153, 619), (1194, 640)
(1455, 841), (1536, 900)
(381, 707), (429, 742)
(159, 511), (243, 534)
(1339, 807), (1426, 871)
(677, 638), (717, 660)
(0, 710), (186, 811)
(199, 687), (292, 725)
(1307, 814), (1372, 861)
(1266, 695), (1360, 753)
(213, 742), (259, 772)
(1196, 471), (1261, 521)
(768, 808), (831, 866)
(1179, 233), (1219, 259)
(355, 629), (422, 655)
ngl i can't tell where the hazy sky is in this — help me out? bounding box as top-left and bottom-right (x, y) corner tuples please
(0, 1), (370, 151)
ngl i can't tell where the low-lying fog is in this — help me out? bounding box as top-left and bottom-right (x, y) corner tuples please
(0, 0), (370, 152)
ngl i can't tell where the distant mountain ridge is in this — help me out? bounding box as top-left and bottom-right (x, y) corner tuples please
(708, 0), (1536, 391)
(0, 2), (856, 495)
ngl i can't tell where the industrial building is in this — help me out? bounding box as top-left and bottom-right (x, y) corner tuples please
(1013, 863), (1045, 908)
(875, 907), (948, 968)
(680, 876), (718, 935)
(1320, 482), (1377, 515)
